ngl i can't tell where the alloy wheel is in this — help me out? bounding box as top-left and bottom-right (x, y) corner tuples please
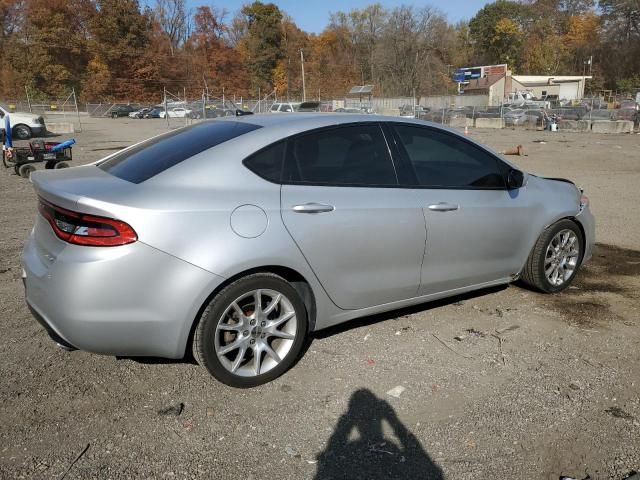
(214, 289), (297, 377)
(544, 229), (580, 287)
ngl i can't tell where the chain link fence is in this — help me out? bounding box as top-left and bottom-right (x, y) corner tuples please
(4, 91), (638, 134)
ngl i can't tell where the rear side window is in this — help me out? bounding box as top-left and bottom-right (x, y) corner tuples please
(285, 124), (397, 186)
(243, 141), (285, 183)
(98, 121), (261, 183)
(392, 125), (506, 189)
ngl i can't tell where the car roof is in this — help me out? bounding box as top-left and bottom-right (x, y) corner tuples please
(148, 113), (521, 188)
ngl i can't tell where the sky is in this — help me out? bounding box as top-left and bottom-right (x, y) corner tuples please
(181, 0), (492, 33)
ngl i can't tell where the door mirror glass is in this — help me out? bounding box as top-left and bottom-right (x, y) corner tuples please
(507, 169), (525, 190)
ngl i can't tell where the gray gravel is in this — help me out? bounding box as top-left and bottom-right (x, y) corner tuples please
(1, 117), (639, 479)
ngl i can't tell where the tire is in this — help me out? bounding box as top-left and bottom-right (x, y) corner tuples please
(192, 273), (308, 388)
(12, 124), (32, 140)
(54, 162), (69, 169)
(521, 219), (584, 293)
(18, 163), (36, 178)
(45, 160), (56, 169)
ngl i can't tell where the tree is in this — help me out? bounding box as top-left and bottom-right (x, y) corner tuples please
(240, 2), (283, 94)
(87, 0), (151, 99)
(7, 0), (95, 97)
(469, 0), (531, 68)
(185, 6), (249, 97)
(153, 0), (190, 56)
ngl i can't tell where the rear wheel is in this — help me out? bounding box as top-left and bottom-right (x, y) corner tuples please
(521, 219), (583, 293)
(192, 273), (308, 387)
(18, 163), (36, 178)
(54, 162), (69, 169)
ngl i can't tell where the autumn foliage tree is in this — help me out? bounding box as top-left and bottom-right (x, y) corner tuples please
(1, 0), (639, 102)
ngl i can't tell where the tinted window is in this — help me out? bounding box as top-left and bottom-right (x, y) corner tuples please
(243, 141), (285, 182)
(99, 121), (261, 183)
(392, 125), (506, 188)
(285, 124), (397, 186)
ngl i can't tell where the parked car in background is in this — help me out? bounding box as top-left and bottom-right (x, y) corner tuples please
(504, 108), (547, 127)
(335, 108), (363, 114)
(143, 108), (163, 119)
(270, 102), (300, 113)
(110, 105), (136, 118)
(613, 108), (639, 125)
(23, 114), (594, 387)
(129, 107), (153, 119)
(191, 105), (235, 119)
(548, 108), (586, 121)
(296, 102), (334, 113)
(0, 103), (46, 140)
(159, 107), (192, 118)
(587, 109), (614, 120)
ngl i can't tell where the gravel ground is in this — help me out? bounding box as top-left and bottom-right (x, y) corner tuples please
(1, 117), (639, 479)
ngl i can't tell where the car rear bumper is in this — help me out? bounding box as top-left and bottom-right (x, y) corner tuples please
(22, 218), (225, 358)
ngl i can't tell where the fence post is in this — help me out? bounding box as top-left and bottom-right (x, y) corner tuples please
(184, 87), (188, 126)
(164, 87), (169, 129)
(72, 87), (82, 132)
(25, 85), (32, 113)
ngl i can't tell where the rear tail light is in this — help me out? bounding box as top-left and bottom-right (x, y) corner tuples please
(38, 198), (137, 246)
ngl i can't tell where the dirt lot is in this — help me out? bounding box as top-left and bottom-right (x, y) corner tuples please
(1, 117), (639, 479)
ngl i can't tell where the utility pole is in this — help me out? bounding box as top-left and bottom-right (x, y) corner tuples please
(300, 49), (306, 102)
(25, 85), (32, 113)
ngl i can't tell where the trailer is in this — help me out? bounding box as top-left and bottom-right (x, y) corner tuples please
(2, 139), (74, 178)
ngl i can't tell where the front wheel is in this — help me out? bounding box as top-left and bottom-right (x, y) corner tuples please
(192, 273), (308, 387)
(521, 219), (583, 293)
(13, 124), (32, 140)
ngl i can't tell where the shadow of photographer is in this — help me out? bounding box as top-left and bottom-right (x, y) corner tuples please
(314, 388), (443, 480)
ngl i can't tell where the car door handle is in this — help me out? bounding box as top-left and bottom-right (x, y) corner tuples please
(292, 203), (335, 214)
(427, 202), (459, 212)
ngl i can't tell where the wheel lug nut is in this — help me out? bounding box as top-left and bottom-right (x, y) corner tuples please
(260, 321), (266, 327)
(243, 330), (249, 336)
(250, 339), (255, 345)
(250, 320), (256, 326)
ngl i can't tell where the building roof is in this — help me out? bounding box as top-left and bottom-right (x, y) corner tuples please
(463, 74), (504, 91)
(512, 75), (592, 84)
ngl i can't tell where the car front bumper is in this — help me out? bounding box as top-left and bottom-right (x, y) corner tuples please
(22, 218), (225, 358)
(576, 204), (595, 264)
(31, 125), (46, 137)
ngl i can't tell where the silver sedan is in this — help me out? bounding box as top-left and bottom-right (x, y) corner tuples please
(22, 114), (595, 387)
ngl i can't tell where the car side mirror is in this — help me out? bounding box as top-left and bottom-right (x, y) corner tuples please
(507, 169), (525, 190)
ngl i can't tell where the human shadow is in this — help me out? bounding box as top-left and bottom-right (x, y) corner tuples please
(314, 389), (443, 480)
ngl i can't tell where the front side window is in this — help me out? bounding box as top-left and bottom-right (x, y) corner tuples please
(391, 125), (506, 189)
(285, 124), (397, 186)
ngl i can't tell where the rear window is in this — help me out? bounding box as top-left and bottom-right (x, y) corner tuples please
(98, 121), (261, 183)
